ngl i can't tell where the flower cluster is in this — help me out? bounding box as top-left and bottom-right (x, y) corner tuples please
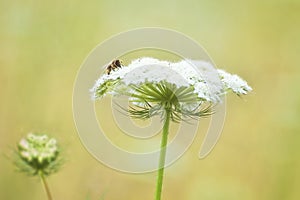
(16, 133), (61, 176)
(91, 57), (252, 121)
(218, 69), (252, 95)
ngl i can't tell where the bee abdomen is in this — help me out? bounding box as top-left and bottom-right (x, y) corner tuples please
(106, 59), (122, 75)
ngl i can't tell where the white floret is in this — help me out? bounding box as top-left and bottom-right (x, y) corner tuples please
(218, 69), (252, 95)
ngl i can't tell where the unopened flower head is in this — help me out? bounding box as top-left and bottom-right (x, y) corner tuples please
(91, 57), (252, 121)
(16, 133), (62, 176)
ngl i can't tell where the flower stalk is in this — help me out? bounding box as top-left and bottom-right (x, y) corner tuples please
(155, 109), (171, 200)
(39, 171), (53, 200)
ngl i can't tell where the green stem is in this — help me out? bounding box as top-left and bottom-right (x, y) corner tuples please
(39, 171), (53, 200)
(155, 110), (171, 200)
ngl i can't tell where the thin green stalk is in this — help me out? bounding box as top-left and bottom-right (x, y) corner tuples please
(39, 171), (53, 200)
(155, 109), (171, 200)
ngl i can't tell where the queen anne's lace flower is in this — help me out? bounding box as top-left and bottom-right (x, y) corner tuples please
(91, 57), (252, 121)
(90, 57), (252, 200)
(16, 133), (61, 176)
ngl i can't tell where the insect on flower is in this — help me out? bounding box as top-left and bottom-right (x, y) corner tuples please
(106, 59), (123, 75)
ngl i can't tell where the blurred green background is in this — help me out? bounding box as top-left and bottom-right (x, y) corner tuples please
(1, 0), (300, 199)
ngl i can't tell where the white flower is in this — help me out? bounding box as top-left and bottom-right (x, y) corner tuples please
(19, 139), (29, 149)
(91, 57), (251, 103)
(90, 57), (252, 121)
(20, 151), (32, 161)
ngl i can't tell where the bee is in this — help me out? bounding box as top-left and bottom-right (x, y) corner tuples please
(106, 59), (122, 75)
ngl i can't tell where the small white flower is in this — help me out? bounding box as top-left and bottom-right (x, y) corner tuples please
(20, 151), (32, 161)
(19, 139), (30, 149)
(218, 69), (252, 95)
(27, 133), (36, 141)
(46, 139), (57, 147)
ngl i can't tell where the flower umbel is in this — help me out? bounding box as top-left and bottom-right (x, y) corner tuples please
(91, 57), (252, 121)
(15, 133), (61, 176)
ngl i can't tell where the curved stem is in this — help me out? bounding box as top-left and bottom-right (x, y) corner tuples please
(39, 171), (53, 200)
(155, 110), (171, 200)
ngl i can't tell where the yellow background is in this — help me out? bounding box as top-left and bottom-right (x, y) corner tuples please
(0, 0), (299, 199)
